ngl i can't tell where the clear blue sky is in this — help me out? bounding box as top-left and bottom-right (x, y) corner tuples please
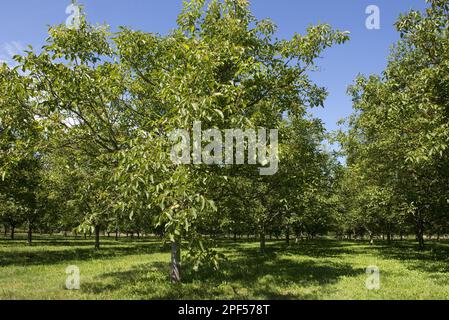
(0, 0), (428, 134)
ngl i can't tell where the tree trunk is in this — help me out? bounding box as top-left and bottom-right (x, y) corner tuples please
(286, 225), (290, 246)
(10, 226), (15, 240)
(417, 229), (425, 251)
(115, 230), (119, 241)
(94, 225), (100, 250)
(170, 239), (181, 283)
(259, 230), (266, 255)
(416, 219), (425, 250)
(387, 233), (391, 245)
(233, 232), (237, 242)
(3, 224), (8, 238)
(418, 233), (425, 250)
(27, 224), (33, 246)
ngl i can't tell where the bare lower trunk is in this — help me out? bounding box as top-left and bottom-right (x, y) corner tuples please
(10, 226), (15, 240)
(418, 234), (425, 250)
(170, 239), (181, 283)
(286, 225), (290, 246)
(259, 230), (266, 255)
(94, 225), (100, 250)
(417, 230), (425, 251)
(417, 219), (425, 251)
(27, 224), (32, 246)
(115, 230), (119, 241)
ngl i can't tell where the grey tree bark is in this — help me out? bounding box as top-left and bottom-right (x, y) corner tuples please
(170, 238), (181, 283)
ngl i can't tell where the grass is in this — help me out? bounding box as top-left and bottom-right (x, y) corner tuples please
(1, 234), (449, 300)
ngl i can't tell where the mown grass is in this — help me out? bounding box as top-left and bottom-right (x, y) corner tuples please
(1, 234), (449, 300)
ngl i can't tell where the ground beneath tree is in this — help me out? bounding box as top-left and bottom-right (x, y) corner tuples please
(1, 236), (448, 300)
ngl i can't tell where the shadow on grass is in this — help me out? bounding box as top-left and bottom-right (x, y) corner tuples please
(80, 240), (449, 299)
(6, 237), (448, 299)
(0, 235), (158, 246)
(273, 238), (449, 275)
(216, 239), (368, 260)
(372, 241), (449, 274)
(81, 244), (361, 300)
(0, 239), (165, 267)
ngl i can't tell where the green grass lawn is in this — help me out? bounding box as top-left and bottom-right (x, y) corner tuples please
(1, 235), (449, 300)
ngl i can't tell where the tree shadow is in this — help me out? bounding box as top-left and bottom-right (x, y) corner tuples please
(0, 240), (165, 267)
(218, 240), (364, 259)
(373, 241), (449, 274)
(0, 235), (159, 247)
(81, 244), (361, 300)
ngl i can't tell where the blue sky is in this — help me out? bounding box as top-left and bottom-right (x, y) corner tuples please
(0, 0), (428, 134)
